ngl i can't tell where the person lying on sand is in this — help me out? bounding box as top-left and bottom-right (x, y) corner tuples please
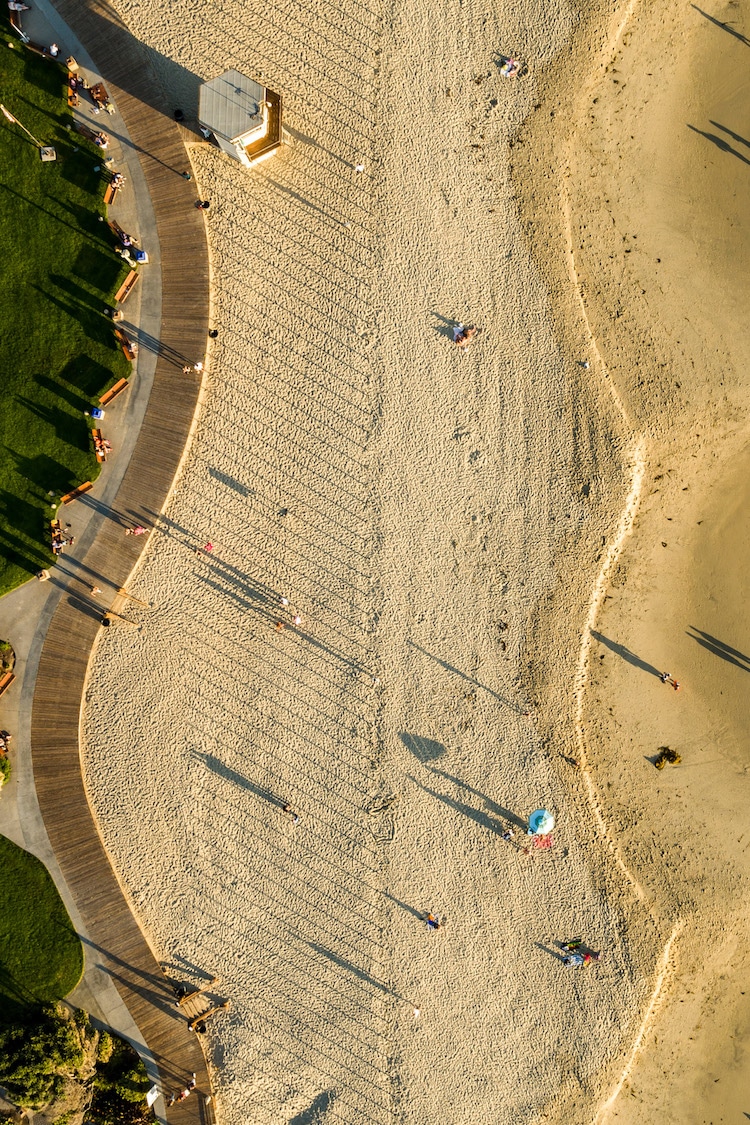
(499, 56), (521, 77)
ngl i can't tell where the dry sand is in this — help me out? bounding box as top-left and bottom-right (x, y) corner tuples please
(78, 0), (748, 1121)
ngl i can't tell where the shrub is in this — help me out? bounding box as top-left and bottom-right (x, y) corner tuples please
(97, 1031), (114, 1063)
(0, 757), (10, 786)
(0, 1004), (84, 1109)
(89, 1037), (152, 1124)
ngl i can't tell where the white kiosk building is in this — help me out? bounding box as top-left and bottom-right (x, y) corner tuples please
(198, 70), (282, 167)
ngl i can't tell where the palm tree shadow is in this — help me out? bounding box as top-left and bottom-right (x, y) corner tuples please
(590, 630), (662, 678)
(399, 732), (446, 763)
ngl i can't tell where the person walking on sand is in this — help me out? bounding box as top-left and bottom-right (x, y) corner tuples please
(660, 671), (681, 691)
(453, 324), (478, 349)
(425, 912), (441, 931)
(282, 803), (300, 825)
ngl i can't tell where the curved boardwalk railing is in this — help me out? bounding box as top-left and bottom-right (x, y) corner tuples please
(31, 1), (212, 1119)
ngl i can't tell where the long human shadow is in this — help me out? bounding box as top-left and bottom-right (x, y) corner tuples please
(589, 630), (663, 678)
(305, 941), (398, 997)
(409, 774), (507, 835)
(710, 120), (750, 149)
(426, 766), (527, 830)
(535, 942), (567, 964)
(691, 5), (750, 46)
(382, 892), (423, 921)
(687, 123), (750, 167)
(195, 750), (286, 807)
(406, 639), (525, 713)
(686, 626), (750, 672)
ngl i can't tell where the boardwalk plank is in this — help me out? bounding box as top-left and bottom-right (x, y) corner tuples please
(30, 2), (215, 1119)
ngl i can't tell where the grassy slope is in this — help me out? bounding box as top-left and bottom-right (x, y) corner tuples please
(0, 31), (129, 594)
(0, 833), (83, 1021)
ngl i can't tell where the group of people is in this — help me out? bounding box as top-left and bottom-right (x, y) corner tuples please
(0, 730), (12, 758)
(51, 520), (74, 555)
(562, 939), (601, 968)
(167, 1074), (196, 1105)
(93, 433), (112, 459)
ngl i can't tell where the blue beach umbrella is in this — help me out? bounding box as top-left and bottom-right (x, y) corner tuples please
(527, 808), (555, 836)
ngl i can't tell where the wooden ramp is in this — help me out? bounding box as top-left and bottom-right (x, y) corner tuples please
(30, 2), (212, 1121)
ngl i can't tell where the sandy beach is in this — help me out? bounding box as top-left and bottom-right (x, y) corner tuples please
(78, 0), (749, 1121)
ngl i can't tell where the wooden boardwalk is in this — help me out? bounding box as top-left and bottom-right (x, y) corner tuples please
(30, 2), (214, 1120)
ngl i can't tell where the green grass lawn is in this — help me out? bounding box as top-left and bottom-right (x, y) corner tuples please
(0, 833), (83, 1021)
(0, 29), (129, 594)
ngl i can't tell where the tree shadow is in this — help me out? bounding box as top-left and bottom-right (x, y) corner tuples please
(589, 630), (662, 678)
(687, 123), (750, 166)
(398, 732), (446, 763)
(0, 960), (44, 1021)
(686, 626), (750, 672)
(6, 449), (78, 491)
(54, 0), (203, 123)
(691, 5), (750, 46)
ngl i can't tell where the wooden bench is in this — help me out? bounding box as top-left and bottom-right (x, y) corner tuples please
(114, 270), (139, 303)
(0, 672), (15, 699)
(103, 180), (119, 206)
(99, 378), (129, 406)
(8, 11), (28, 41)
(114, 328), (138, 363)
(60, 482), (93, 505)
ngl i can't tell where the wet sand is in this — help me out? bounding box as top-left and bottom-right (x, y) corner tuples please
(515, 0), (750, 1119)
